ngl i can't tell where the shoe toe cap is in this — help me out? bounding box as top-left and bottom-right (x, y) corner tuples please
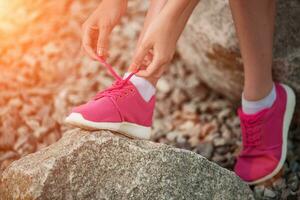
(234, 154), (279, 182)
(70, 98), (122, 122)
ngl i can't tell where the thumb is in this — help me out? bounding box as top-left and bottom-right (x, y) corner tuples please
(129, 43), (152, 72)
(97, 27), (112, 59)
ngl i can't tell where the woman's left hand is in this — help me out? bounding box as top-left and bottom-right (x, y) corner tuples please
(129, 0), (199, 80)
(129, 11), (179, 79)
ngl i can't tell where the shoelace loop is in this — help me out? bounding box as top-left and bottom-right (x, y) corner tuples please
(93, 56), (138, 100)
(241, 118), (263, 146)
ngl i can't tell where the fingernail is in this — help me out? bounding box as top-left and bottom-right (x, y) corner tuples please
(97, 49), (102, 56)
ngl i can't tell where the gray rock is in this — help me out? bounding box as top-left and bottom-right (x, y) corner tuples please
(178, 0), (300, 121)
(0, 129), (254, 200)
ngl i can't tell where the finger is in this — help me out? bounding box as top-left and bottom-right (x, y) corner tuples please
(82, 27), (98, 60)
(155, 63), (168, 78)
(144, 51), (153, 66)
(137, 63), (168, 80)
(129, 43), (152, 72)
(97, 27), (112, 59)
(129, 50), (153, 71)
(136, 54), (165, 78)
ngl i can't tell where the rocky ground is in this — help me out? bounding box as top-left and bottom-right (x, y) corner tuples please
(0, 0), (299, 199)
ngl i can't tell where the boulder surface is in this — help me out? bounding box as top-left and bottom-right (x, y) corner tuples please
(178, 0), (300, 120)
(0, 129), (254, 200)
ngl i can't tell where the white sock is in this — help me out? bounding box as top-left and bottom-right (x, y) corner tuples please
(123, 73), (156, 102)
(242, 83), (276, 115)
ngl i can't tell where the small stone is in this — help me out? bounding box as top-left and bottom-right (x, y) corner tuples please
(0, 132), (15, 151)
(25, 119), (40, 130)
(166, 132), (178, 142)
(199, 102), (210, 113)
(253, 186), (265, 199)
(156, 78), (171, 93)
(175, 141), (192, 151)
(286, 193), (298, 200)
(43, 133), (59, 146)
(215, 146), (231, 155)
(188, 135), (200, 147)
(43, 42), (60, 54)
(263, 188), (277, 198)
(16, 126), (30, 137)
(212, 154), (227, 163)
(13, 135), (30, 151)
(176, 135), (187, 144)
(221, 128), (232, 140)
(153, 119), (165, 133)
(16, 142), (36, 156)
(182, 103), (198, 114)
(171, 88), (188, 105)
(156, 100), (172, 116)
(33, 127), (49, 139)
(200, 122), (217, 139)
(195, 142), (214, 159)
(227, 116), (240, 128)
(209, 100), (229, 111)
(290, 160), (300, 173)
(158, 137), (169, 144)
(23, 54), (37, 67)
(217, 108), (231, 122)
(287, 173), (299, 192)
(179, 121), (195, 131)
(272, 178), (286, 190)
(213, 137), (227, 147)
(204, 132), (219, 142)
(8, 98), (22, 108)
(0, 151), (19, 162)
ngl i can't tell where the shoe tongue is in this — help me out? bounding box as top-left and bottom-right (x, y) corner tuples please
(239, 107), (270, 122)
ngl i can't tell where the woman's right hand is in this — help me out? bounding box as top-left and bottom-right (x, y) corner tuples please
(81, 0), (127, 60)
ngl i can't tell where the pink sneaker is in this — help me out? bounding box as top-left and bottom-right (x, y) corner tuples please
(65, 57), (155, 140)
(234, 83), (296, 185)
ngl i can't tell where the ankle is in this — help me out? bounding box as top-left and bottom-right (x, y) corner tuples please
(242, 83), (276, 114)
(124, 73), (156, 102)
(243, 81), (274, 101)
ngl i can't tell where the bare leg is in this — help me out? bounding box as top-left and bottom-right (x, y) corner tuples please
(229, 0), (276, 101)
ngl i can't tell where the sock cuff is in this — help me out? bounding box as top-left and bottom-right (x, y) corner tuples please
(123, 72), (156, 102)
(124, 73), (155, 90)
(242, 83), (276, 114)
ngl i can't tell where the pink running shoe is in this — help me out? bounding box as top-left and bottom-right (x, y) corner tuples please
(234, 83), (296, 185)
(65, 57), (155, 140)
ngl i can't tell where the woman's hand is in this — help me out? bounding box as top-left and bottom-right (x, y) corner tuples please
(129, 0), (199, 82)
(131, 15), (177, 79)
(82, 0), (127, 60)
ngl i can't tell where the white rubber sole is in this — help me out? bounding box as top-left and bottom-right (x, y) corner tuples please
(245, 84), (296, 185)
(65, 113), (151, 140)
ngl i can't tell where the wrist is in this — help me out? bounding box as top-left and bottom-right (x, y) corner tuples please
(100, 0), (128, 15)
(164, 0), (198, 20)
(164, 0), (189, 18)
